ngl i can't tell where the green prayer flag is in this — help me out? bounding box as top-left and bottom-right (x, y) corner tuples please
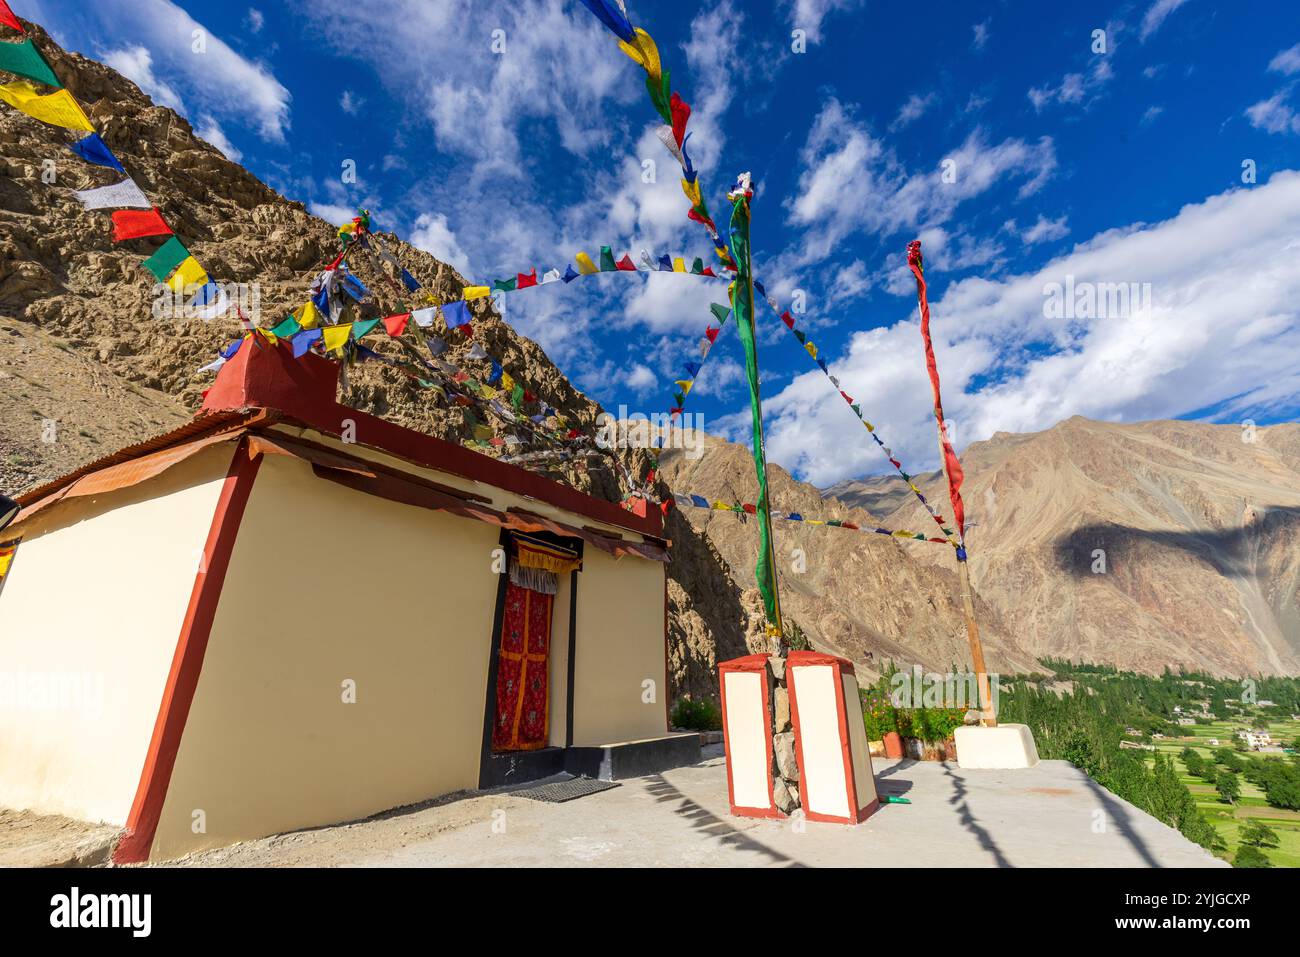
(511, 383), (524, 410)
(690, 257), (704, 274)
(141, 236), (190, 282)
(729, 191), (781, 631)
(673, 391), (684, 407)
(270, 315), (301, 338)
(599, 245), (617, 272)
(0, 38), (62, 89)
(352, 317), (380, 339)
(710, 303), (730, 324)
(493, 278), (517, 292)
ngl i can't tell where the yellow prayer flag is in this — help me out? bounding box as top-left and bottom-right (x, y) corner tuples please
(681, 178), (702, 209)
(501, 371), (515, 391)
(804, 341), (818, 359)
(675, 379), (693, 396)
(0, 81), (94, 132)
(575, 252), (598, 275)
(617, 28), (662, 86)
(672, 257), (686, 273)
(322, 324), (352, 352)
(166, 256), (208, 292)
(711, 501), (729, 511)
(297, 300), (322, 330)
(463, 286), (490, 300)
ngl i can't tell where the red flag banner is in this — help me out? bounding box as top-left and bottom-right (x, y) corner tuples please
(111, 207), (172, 242)
(0, 1), (24, 33)
(907, 240), (966, 542)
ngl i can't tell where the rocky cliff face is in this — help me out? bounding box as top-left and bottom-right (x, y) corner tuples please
(830, 417), (1300, 676)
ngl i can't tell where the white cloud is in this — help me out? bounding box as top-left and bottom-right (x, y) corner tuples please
(1140, 104), (1164, 126)
(783, 0), (865, 43)
(86, 1), (290, 140)
(1270, 44), (1300, 76)
(409, 212), (472, 277)
(624, 363), (658, 396)
(1028, 56), (1114, 112)
(1140, 0), (1189, 42)
(339, 90), (363, 115)
(891, 92), (937, 131)
(308, 201), (356, 225)
(1245, 90), (1300, 135)
(102, 45), (185, 112)
(749, 172), (1300, 486)
(195, 115), (242, 162)
(246, 8), (264, 33)
(1018, 214), (1070, 245)
(972, 19), (991, 51)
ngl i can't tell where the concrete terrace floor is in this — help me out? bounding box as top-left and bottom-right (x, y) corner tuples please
(159, 747), (1226, 868)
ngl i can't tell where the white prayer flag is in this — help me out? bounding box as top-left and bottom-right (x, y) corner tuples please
(412, 307), (437, 327)
(73, 178), (151, 210)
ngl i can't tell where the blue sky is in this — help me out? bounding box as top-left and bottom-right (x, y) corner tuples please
(24, 0), (1300, 485)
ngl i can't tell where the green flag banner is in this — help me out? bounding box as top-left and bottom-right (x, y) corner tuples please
(728, 186), (781, 634)
(0, 38), (62, 89)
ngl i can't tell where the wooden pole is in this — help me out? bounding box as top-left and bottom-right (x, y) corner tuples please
(933, 426), (996, 726)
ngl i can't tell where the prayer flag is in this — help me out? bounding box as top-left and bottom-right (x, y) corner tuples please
(615, 254), (636, 271)
(576, 0), (636, 42)
(383, 312), (410, 337)
(140, 236), (190, 282)
(412, 306), (437, 327)
(68, 132), (125, 173)
(575, 251), (598, 274)
(111, 207), (171, 241)
(400, 268), (421, 292)
(562, 264), (579, 283)
(322, 324), (352, 352)
(291, 328), (321, 358)
(270, 315), (301, 339)
(441, 300), (471, 329)
(0, 1), (23, 32)
(540, 268), (561, 284)
(352, 318), (380, 339)
(462, 285), (490, 299)
(73, 178), (150, 210)
(0, 79), (92, 130)
(516, 269), (538, 288)
(0, 38), (59, 88)
(599, 246), (617, 272)
(166, 256), (207, 292)
(298, 299), (322, 330)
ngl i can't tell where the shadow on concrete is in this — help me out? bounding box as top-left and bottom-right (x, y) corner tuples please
(1053, 508), (1300, 578)
(872, 759), (916, 809)
(643, 773), (805, 868)
(1076, 771), (1161, 867)
(941, 764), (1012, 868)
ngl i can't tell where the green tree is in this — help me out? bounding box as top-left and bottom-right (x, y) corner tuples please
(1239, 821), (1279, 848)
(1215, 772), (1240, 804)
(1233, 844), (1271, 868)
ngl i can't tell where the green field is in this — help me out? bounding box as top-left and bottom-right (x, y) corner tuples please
(1143, 717), (1300, 867)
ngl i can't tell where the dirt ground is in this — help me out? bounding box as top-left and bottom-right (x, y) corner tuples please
(0, 807), (118, 867)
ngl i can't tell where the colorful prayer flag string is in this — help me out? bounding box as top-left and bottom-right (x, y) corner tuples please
(673, 494), (949, 545)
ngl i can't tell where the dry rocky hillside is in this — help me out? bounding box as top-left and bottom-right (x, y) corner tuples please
(830, 417), (1300, 676)
(660, 431), (1039, 677)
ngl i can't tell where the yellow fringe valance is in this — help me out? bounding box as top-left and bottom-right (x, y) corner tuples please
(514, 536), (582, 575)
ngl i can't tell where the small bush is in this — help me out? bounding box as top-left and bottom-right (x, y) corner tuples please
(671, 697), (722, 731)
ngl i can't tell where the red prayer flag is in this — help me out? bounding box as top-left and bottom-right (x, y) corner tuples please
(908, 240), (966, 540)
(382, 312), (410, 337)
(111, 207), (172, 242)
(701, 266), (716, 277)
(614, 254), (636, 271)
(705, 326), (719, 343)
(781, 311), (794, 329)
(742, 503), (756, 515)
(516, 269), (537, 288)
(0, 1), (23, 32)
(670, 92), (691, 147)
(687, 208), (716, 232)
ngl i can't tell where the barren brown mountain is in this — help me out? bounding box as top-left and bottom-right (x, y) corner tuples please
(830, 417), (1300, 676)
(659, 431), (1040, 678)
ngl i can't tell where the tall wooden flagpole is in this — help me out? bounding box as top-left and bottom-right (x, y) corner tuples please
(908, 240), (996, 726)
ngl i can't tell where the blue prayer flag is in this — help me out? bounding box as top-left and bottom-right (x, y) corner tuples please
(291, 328), (322, 358)
(400, 269), (421, 292)
(68, 133), (126, 174)
(442, 300), (471, 329)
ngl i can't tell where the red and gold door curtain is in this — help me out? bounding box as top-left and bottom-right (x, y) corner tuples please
(491, 537), (581, 752)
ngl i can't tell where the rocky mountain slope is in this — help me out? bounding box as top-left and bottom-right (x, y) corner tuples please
(830, 417), (1300, 676)
(660, 431), (1041, 676)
